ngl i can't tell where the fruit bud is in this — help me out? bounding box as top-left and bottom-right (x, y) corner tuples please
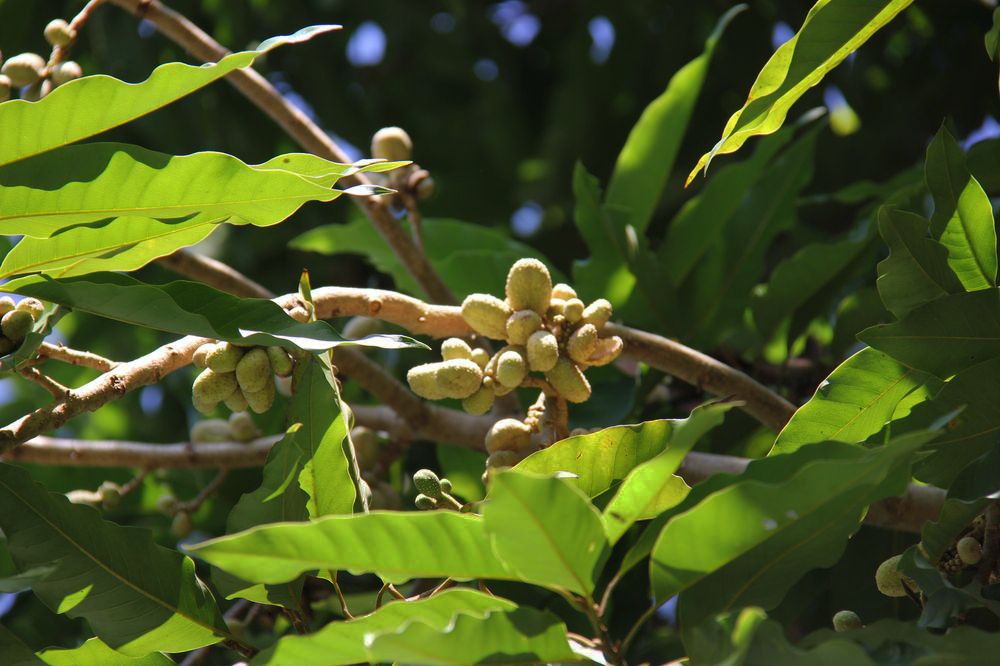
(342, 315), (383, 340)
(441, 337), (473, 361)
(437, 358), (484, 398)
(235, 347), (271, 393)
(407, 362), (447, 400)
(191, 418), (234, 443)
(1, 309), (33, 342)
(244, 374), (276, 414)
(44, 19), (75, 47)
(206, 342), (244, 373)
(156, 494), (178, 516)
(98, 481), (121, 509)
(957, 536), (983, 566)
(505, 259), (552, 315)
(462, 384), (495, 415)
(192, 369), (238, 413)
(551, 283), (577, 300)
(567, 323), (598, 365)
(440, 478), (453, 494)
(461, 294), (511, 340)
(0, 297), (15, 315)
(495, 348), (528, 388)
(228, 411), (260, 443)
(413, 469), (443, 498)
(586, 335), (623, 366)
(875, 555), (915, 598)
(414, 494), (436, 510)
(832, 610), (862, 632)
(526, 330), (559, 372)
(15, 297), (44, 320)
(563, 298), (585, 324)
(192, 342), (215, 369)
(224, 389), (249, 412)
(583, 299), (613, 329)
(545, 357), (591, 403)
(505, 309), (542, 346)
(351, 426), (378, 472)
(416, 174), (435, 200)
(371, 126), (413, 161)
(470, 347), (490, 370)
(1, 52), (45, 87)
(171, 511), (193, 538)
(486, 450), (520, 469)
(266, 346), (294, 377)
(485, 418), (532, 453)
(0, 75), (10, 103)
(547, 298), (566, 318)
(50, 60), (82, 86)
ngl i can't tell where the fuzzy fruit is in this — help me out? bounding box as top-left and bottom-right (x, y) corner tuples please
(470, 347), (490, 370)
(1, 53), (45, 87)
(235, 347), (271, 393)
(414, 494), (436, 510)
(0, 297), (15, 316)
(587, 335), (623, 366)
(407, 362), (447, 400)
(505, 309), (542, 346)
(563, 298), (585, 324)
(526, 330), (559, 372)
(192, 342), (215, 369)
(244, 374), (276, 414)
(44, 19), (75, 47)
(50, 60), (82, 86)
(505, 259), (552, 315)
(875, 555), (915, 598)
(228, 411), (260, 442)
(462, 384), (495, 415)
(583, 299), (613, 329)
(567, 323), (598, 365)
(15, 297), (43, 320)
(495, 349), (528, 388)
(545, 357), (591, 403)
(485, 418), (532, 453)
(192, 369), (238, 413)
(224, 389), (249, 412)
(437, 359), (483, 399)
(207, 342), (244, 373)
(551, 283), (577, 300)
(1, 309), (32, 342)
(441, 337), (473, 361)
(191, 418), (234, 443)
(266, 346), (294, 377)
(371, 126), (413, 161)
(832, 610), (862, 632)
(413, 469), (443, 498)
(486, 450), (520, 469)
(957, 536), (983, 566)
(461, 293), (511, 340)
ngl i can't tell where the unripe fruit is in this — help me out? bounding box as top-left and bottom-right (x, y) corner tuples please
(441, 337), (473, 361)
(228, 411), (260, 443)
(957, 536), (983, 566)
(0, 297), (15, 316)
(99, 481), (121, 509)
(15, 297), (43, 321)
(567, 323), (598, 365)
(495, 349), (527, 388)
(407, 363), (447, 400)
(171, 511), (193, 538)
(547, 298), (566, 318)
(371, 126), (413, 161)
(526, 330), (559, 372)
(470, 347), (490, 370)
(485, 418), (532, 453)
(586, 335), (624, 366)
(462, 384), (495, 415)
(563, 298), (585, 324)
(414, 494), (436, 510)
(461, 294), (511, 340)
(486, 450), (520, 469)
(505, 310), (542, 346)
(44, 19), (75, 47)
(0, 337), (14, 355)
(192, 343), (215, 369)
(551, 283), (577, 300)
(1, 53), (45, 87)
(583, 299), (613, 329)
(413, 469), (443, 498)
(341, 315), (383, 340)
(191, 418), (234, 443)
(244, 374), (276, 414)
(192, 369), (238, 413)
(505, 259), (552, 315)
(832, 610), (862, 632)
(235, 347), (271, 393)
(875, 555), (914, 598)
(266, 346), (294, 377)
(157, 493), (178, 516)
(224, 389), (249, 412)
(440, 478), (452, 495)
(0, 75), (10, 103)
(351, 426), (378, 471)
(435, 358), (483, 399)
(206, 342), (244, 373)
(416, 175), (435, 200)
(545, 357), (591, 403)
(50, 60), (82, 86)
(1, 309), (33, 342)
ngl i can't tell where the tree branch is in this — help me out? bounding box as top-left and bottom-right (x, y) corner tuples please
(36, 342), (119, 372)
(158, 249), (271, 299)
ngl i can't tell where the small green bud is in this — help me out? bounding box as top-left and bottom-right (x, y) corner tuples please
(414, 494), (437, 510)
(192, 369), (238, 414)
(98, 481), (121, 509)
(13, 297), (41, 320)
(486, 450), (520, 469)
(505, 259), (552, 315)
(586, 335), (624, 367)
(266, 346), (294, 377)
(235, 347), (271, 393)
(832, 610), (862, 632)
(470, 347), (490, 370)
(192, 342), (215, 369)
(495, 349), (527, 388)
(0, 297), (15, 316)
(436, 359), (483, 399)
(44, 19), (75, 47)
(958, 536), (983, 566)
(228, 411), (260, 442)
(50, 60), (82, 86)
(485, 418), (532, 453)
(156, 493), (178, 516)
(875, 555), (914, 598)
(223, 389), (249, 412)
(551, 283), (577, 300)
(461, 293), (511, 340)
(441, 337), (473, 361)
(372, 126), (413, 161)
(171, 511), (193, 538)
(462, 384), (495, 415)
(545, 357), (591, 403)
(582, 299), (613, 329)
(526, 330), (559, 372)
(440, 478), (452, 495)
(244, 374), (276, 414)
(1, 309), (32, 342)
(567, 323), (598, 365)
(190, 418), (234, 443)
(505, 309), (542, 346)
(413, 469), (443, 498)
(206, 342), (244, 373)
(407, 362), (448, 400)
(563, 298), (585, 324)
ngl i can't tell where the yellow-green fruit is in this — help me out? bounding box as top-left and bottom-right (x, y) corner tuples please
(191, 418), (234, 443)
(192, 342), (215, 369)
(371, 126), (413, 161)
(583, 299), (613, 329)
(171, 511), (193, 538)
(526, 330), (559, 372)
(875, 555), (914, 598)
(0, 75), (10, 103)
(206, 342), (244, 373)
(15, 297), (44, 321)
(244, 375), (276, 414)
(413, 469), (443, 498)
(486, 450), (520, 469)
(495, 349), (527, 388)
(407, 363), (447, 400)
(224, 389), (249, 412)
(441, 337), (473, 361)
(462, 384), (495, 415)
(587, 335), (623, 366)
(957, 536), (983, 566)
(832, 610), (862, 632)
(505, 258), (552, 315)
(546, 357), (591, 403)
(192, 369), (238, 413)
(235, 347), (271, 393)
(228, 411), (260, 442)
(470, 347), (490, 370)
(563, 298), (585, 324)
(1, 52), (44, 87)
(0, 296), (15, 315)
(485, 418), (532, 453)
(266, 346), (294, 377)
(461, 294), (511, 340)
(551, 283), (577, 300)
(505, 310), (542, 345)
(436, 359), (483, 399)
(547, 298), (566, 318)
(342, 315), (383, 340)
(1, 309), (32, 342)
(156, 493), (178, 516)
(44, 19), (75, 47)
(414, 494), (437, 510)
(50, 60), (82, 86)
(99, 481), (121, 509)
(351, 426), (378, 471)
(0, 337), (14, 355)
(567, 323), (598, 365)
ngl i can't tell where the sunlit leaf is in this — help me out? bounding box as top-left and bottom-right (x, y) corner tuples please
(38, 638), (173, 666)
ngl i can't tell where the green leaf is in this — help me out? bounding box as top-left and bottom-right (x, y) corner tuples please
(919, 497), (989, 564)
(875, 207), (964, 319)
(366, 607), (578, 665)
(604, 6), (744, 234)
(483, 471), (608, 596)
(0, 625), (46, 666)
(190, 511), (511, 586)
(897, 548), (1000, 629)
(987, 8), (1000, 61)
(0, 25), (339, 168)
(38, 638), (174, 666)
(0, 463), (227, 655)
(3, 272), (427, 352)
(859, 289), (1000, 378)
(925, 126), (997, 290)
(771, 347), (939, 454)
(252, 589), (516, 666)
(650, 433), (933, 626)
(687, 0), (912, 182)
(0, 564), (56, 593)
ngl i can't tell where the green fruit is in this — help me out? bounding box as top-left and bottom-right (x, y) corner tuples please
(958, 536), (983, 566)
(546, 298), (566, 318)
(505, 258), (552, 315)
(244, 374), (276, 414)
(470, 347), (490, 370)
(192, 342), (215, 369)
(832, 610), (862, 632)
(171, 511), (193, 538)
(505, 309), (542, 345)
(875, 555), (914, 598)
(567, 323), (598, 364)
(235, 347), (271, 393)
(157, 493), (178, 516)
(462, 384), (495, 415)
(98, 481), (121, 509)
(44, 19), (75, 47)
(440, 478), (452, 495)
(485, 418), (532, 453)
(190, 418), (234, 443)
(1, 309), (32, 342)
(371, 126), (413, 161)
(526, 330), (559, 372)
(587, 335), (624, 366)
(441, 337), (473, 361)
(414, 494), (436, 510)
(223, 389), (249, 412)
(50, 60), (81, 86)
(192, 369), (238, 413)
(1, 52), (44, 87)
(583, 299), (613, 329)
(228, 411), (260, 442)
(16, 297), (44, 320)
(413, 469), (443, 498)
(207, 342), (244, 373)
(551, 283), (577, 300)
(563, 298), (585, 324)
(266, 346), (294, 377)
(436, 359), (483, 399)
(407, 362), (447, 400)
(461, 293), (511, 340)
(545, 357), (591, 403)
(495, 349), (527, 388)
(0, 296), (15, 316)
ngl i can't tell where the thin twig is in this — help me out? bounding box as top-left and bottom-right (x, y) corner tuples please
(46, 0), (105, 69)
(375, 582), (391, 609)
(119, 467), (151, 497)
(17, 368), (70, 399)
(37, 342), (118, 372)
(178, 469), (229, 513)
(330, 574), (354, 620)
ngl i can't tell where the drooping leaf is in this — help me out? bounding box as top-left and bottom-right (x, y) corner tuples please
(483, 471), (608, 596)
(252, 589), (516, 666)
(37, 638), (174, 666)
(687, 0), (912, 182)
(0, 463), (227, 655)
(771, 347), (939, 454)
(366, 607), (578, 666)
(925, 126), (997, 291)
(652, 433), (933, 626)
(0, 25), (340, 168)
(950, 444), (1000, 501)
(874, 207), (964, 319)
(3, 272), (427, 352)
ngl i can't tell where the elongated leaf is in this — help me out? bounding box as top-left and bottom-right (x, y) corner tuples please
(252, 589), (516, 665)
(771, 347), (939, 454)
(687, 0), (912, 182)
(859, 289), (1000, 378)
(0, 463), (227, 655)
(875, 207), (964, 319)
(483, 471), (608, 596)
(651, 433), (933, 626)
(605, 6), (743, 234)
(366, 607), (578, 665)
(0, 564), (56, 593)
(38, 638), (173, 666)
(925, 126), (997, 290)
(0, 625), (45, 666)
(0, 25), (339, 168)
(3, 272), (426, 352)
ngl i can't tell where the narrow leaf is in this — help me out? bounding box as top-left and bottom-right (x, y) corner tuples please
(38, 638), (173, 666)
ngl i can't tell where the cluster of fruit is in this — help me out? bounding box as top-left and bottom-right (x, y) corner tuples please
(190, 411), (262, 444)
(369, 126), (434, 200)
(191, 341), (296, 415)
(411, 469), (459, 511)
(0, 19), (83, 102)
(0, 297), (44, 355)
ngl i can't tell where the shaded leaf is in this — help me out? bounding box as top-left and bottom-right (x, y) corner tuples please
(918, 497), (989, 565)
(0, 625), (45, 666)
(0, 564), (56, 593)
(986, 8), (1000, 61)
(0, 463), (227, 655)
(38, 638), (174, 666)
(897, 547), (1000, 629)
(950, 444), (1000, 501)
